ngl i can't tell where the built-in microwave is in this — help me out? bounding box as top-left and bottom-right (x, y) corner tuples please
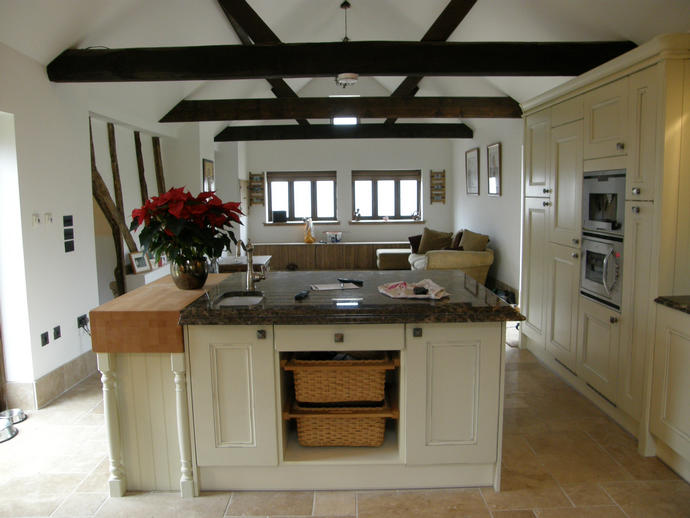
(582, 169), (626, 237)
(580, 233), (624, 310)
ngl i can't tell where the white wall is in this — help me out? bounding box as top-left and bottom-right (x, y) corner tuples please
(452, 119), (523, 291)
(0, 43), (98, 381)
(244, 139), (454, 244)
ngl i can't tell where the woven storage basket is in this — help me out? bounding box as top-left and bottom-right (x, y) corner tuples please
(285, 400), (399, 447)
(282, 352), (398, 403)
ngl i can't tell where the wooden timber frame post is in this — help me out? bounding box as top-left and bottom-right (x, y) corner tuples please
(106, 123), (126, 296)
(152, 136), (166, 195)
(89, 118), (138, 296)
(133, 131), (149, 205)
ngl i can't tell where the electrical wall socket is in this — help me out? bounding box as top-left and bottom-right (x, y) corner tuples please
(40, 331), (49, 346)
(77, 314), (89, 329)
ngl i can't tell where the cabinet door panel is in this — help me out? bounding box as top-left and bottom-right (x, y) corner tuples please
(521, 198), (548, 346)
(189, 325), (278, 467)
(618, 202), (654, 419)
(627, 66), (659, 201)
(546, 243), (580, 371)
(577, 296), (620, 403)
(549, 120), (583, 247)
(524, 110), (551, 197)
(405, 323), (501, 465)
(584, 78), (629, 159)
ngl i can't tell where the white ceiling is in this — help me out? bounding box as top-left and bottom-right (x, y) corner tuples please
(1, 0), (688, 136)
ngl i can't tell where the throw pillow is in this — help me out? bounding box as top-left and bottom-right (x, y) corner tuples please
(458, 229), (489, 251)
(451, 231), (464, 250)
(408, 234), (422, 254)
(417, 227), (453, 254)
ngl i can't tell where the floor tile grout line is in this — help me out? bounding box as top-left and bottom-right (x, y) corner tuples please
(223, 491), (233, 516)
(599, 484), (633, 518)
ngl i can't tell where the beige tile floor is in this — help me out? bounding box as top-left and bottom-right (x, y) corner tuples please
(1, 338), (689, 517)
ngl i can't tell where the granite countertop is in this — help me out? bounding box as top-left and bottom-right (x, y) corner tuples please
(655, 295), (690, 315)
(180, 270), (524, 325)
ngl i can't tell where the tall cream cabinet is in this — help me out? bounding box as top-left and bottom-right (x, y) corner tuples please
(520, 35), (690, 479)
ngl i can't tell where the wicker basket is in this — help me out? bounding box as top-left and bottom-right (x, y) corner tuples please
(281, 352), (398, 403)
(284, 399), (399, 447)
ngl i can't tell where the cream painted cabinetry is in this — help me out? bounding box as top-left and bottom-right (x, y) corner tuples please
(618, 202), (654, 419)
(584, 77), (629, 159)
(405, 323), (502, 465)
(545, 242), (581, 371)
(520, 198), (549, 346)
(548, 120), (583, 247)
(650, 305), (690, 463)
(576, 296), (620, 402)
(188, 325), (278, 467)
(524, 110), (551, 197)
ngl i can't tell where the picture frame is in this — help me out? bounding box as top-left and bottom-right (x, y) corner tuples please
(130, 251), (151, 274)
(465, 147), (479, 196)
(487, 142), (502, 196)
(202, 158), (215, 192)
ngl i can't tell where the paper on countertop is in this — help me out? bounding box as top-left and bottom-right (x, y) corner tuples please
(310, 283), (361, 291)
(377, 279), (449, 299)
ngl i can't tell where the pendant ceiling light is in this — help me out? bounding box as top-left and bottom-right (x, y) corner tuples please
(335, 0), (358, 89)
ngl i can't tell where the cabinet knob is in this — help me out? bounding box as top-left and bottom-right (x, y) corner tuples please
(572, 238), (580, 245)
(610, 317), (619, 324)
(413, 327), (423, 337)
(631, 187), (641, 195)
(334, 333), (344, 343)
(616, 142), (625, 151)
(632, 206), (641, 214)
(543, 201), (552, 207)
(257, 329), (267, 340)
(542, 188), (552, 194)
(571, 252), (579, 259)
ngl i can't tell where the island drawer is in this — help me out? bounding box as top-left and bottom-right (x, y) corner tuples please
(274, 324), (405, 351)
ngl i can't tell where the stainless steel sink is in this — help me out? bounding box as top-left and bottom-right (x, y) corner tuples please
(213, 290), (264, 307)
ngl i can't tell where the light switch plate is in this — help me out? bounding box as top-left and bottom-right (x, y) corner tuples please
(32, 213), (41, 227)
(44, 213), (53, 225)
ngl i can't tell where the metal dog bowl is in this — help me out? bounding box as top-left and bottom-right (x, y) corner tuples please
(0, 408), (27, 424)
(0, 417), (18, 443)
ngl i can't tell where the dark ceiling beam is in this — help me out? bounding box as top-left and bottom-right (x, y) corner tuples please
(217, 0), (309, 127)
(386, 0), (476, 124)
(46, 41), (637, 82)
(160, 96), (521, 122)
(215, 123), (474, 142)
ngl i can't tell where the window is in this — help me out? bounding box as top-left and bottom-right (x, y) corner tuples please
(266, 171), (337, 222)
(352, 170), (421, 220)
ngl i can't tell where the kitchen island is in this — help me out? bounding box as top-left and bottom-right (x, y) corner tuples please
(90, 270), (523, 498)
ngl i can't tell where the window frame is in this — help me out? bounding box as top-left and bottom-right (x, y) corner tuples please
(351, 170), (422, 221)
(266, 171), (337, 222)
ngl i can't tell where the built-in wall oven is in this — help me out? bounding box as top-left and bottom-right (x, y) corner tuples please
(582, 169), (626, 237)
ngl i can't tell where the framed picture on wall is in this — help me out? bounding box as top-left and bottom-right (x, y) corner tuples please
(202, 158), (215, 192)
(129, 251), (151, 274)
(465, 147), (479, 196)
(487, 142), (501, 196)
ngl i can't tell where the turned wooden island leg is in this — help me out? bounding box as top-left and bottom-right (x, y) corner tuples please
(172, 353), (195, 498)
(97, 353), (126, 497)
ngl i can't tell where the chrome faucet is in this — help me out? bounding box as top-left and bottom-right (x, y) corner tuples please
(236, 240), (264, 291)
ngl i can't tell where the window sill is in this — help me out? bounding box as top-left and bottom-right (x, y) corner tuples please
(348, 219), (426, 225)
(263, 220), (341, 226)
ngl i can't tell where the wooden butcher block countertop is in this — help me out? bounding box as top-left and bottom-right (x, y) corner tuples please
(90, 274), (229, 353)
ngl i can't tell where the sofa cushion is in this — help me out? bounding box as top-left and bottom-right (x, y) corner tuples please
(417, 227), (453, 254)
(408, 234), (422, 254)
(458, 229), (489, 251)
(408, 253), (428, 270)
(450, 231), (464, 250)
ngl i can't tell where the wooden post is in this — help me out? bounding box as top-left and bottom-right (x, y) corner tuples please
(152, 136), (166, 195)
(107, 123), (125, 216)
(133, 131), (148, 204)
(97, 353), (126, 497)
(171, 353), (195, 498)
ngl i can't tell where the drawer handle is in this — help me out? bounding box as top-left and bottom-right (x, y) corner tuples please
(543, 201), (552, 207)
(542, 188), (552, 194)
(610, 317), (618, 324)
(571, 252), (579, 259)
(413, 327), (423, 337)
(572, 238), (580, 245)
(257, 329), (267, 340)
(632, 187), (641, 195)
(616, 142), (625, 151)
(632, 206), (641, 214)
(334, 333), (344, 343)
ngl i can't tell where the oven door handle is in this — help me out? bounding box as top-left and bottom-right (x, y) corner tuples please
(602, 249), (614, 296)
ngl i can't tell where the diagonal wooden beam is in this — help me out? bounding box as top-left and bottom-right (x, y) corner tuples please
(133, 131), (149, 205)
(387, 0), (476, 124)
(215, 123), (473, 142)
(217, 0), (309, 127)
(161, 96), (522, 122)
(47, 41), (637, 82)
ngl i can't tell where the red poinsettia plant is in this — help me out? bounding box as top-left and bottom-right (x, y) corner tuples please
(130, 187), (243, 266)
